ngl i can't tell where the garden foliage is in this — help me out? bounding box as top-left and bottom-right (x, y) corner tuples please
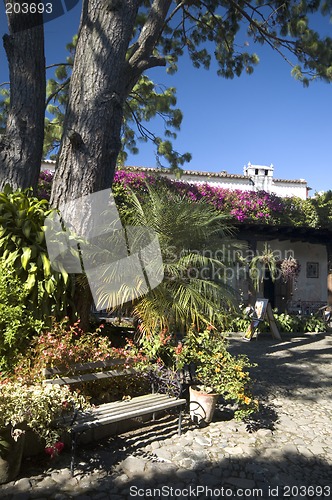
(226, 309), (327, 334)
(0, 185), (73, 320)
(13, 318), (147, 403)
(0, 259), (44, 372)
(0, 380), (88, 447)
(177, 327), (258, 420)
(114, 181), (239, 334)
(132, 326), (258, 420)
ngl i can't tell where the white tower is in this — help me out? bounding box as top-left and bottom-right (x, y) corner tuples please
(243, 162), (274, 192)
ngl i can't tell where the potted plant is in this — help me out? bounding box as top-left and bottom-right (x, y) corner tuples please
(0, 379), (88, 484)
(278, 256), (301, 285)
(176, 326), (258, 424)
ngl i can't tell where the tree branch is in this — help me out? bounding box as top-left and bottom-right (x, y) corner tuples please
(45, 77), (71, 108)
(46, 62), (73, 70)
(128, 0), (172, 73)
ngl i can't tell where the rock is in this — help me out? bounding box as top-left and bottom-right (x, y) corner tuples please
(144, 462), (177, 477)
(113, 473), (130, 486)
(194, 436), (212, 446)
(153, 448), (172, 462)
(12, 478), (31, 492)
(119, 456), (146, 477)
(150, 441), (161, 450)
(224, 446), (244, 455)
(178, 457), (199, 470)
(256, 428), (273, 438)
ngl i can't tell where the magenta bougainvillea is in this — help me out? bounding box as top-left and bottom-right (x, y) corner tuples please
(37, 168), (306, 225)
(112, 169), (285, 223)
(37, 169), (54, 200)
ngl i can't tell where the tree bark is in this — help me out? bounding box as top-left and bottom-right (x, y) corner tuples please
(50, 0), (172, 220)
(50, 0), (140, 218)
(0, 3), (45, 191)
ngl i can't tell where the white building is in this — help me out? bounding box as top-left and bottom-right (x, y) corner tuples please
(124, 162), (309, 199)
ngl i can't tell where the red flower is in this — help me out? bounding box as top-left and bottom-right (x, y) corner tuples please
(54, 442), (65, 453)
(45, 441), (65, 458)
(175, 342), (183, 355)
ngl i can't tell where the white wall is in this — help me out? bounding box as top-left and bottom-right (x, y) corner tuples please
(272, 182), (307, 200)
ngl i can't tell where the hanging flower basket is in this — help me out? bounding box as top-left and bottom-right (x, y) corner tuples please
(278, 257), (301, 283)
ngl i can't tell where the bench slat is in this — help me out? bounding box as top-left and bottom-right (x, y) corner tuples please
(43, 358), (128, 377)
(60, 394), (180, 425)
(44, 367), (137, 385)
(69, 394), (186, 432)
(68, 394), (173, 422)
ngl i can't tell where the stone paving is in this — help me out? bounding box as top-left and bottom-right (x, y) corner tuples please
(1, 332), (332, 499)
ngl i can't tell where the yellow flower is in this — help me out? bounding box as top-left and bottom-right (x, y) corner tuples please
(215, 367), (221, 373)
(244, 396), (252, 405)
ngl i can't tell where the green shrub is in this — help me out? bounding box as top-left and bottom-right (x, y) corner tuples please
(226, 310), (327, 334)
(300, 316), (327, 333)
(0, 185), (73, 320)
(0, 259), (44, 372)
(224, 310), (252, 333)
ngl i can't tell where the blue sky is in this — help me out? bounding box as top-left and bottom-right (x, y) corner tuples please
(1, 2), (331, 194)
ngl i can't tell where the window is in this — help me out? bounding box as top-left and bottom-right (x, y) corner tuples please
(306, 262), (319, 278)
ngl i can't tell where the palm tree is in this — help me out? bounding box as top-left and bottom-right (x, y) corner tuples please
(102, 182), (242, 336)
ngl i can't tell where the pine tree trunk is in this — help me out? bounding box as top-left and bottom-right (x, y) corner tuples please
(73, 277), (93, 332)
(50, 1), (140, 220)
(0, 8), (45, 191)
(50, 0), (140, 325)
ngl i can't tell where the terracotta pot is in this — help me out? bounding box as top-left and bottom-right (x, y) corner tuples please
(0, 428), (25, 484)
(189, 385), (219, 425)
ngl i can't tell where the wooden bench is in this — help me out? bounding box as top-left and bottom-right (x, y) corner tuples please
(43, 359), (187, 475)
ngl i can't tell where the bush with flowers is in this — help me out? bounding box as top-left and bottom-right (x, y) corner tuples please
(175, 327), (258, 420)
(14, 317), (122, 378)
(130, 326), (258, 419)
(14, 318), (148, 403)
(0, 379), (89, 448)
(126, 329), (183, 397)
(38, 168), (332, 229)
